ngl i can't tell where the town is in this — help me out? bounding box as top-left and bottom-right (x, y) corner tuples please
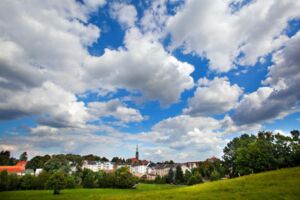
(0, 145), (218, 181)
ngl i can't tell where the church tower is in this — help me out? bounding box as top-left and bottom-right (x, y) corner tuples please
(135, 144), (139, 160)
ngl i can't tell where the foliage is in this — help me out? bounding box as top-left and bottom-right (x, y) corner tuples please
(114, 167), (137, 188)
(19, 152), (28, 161)
(82, 169), (96, 188)
(223, 131), (300, 177)
(187, 171), (203, 185)
(0, 170), (9, 191)
(46, 171), (66, 195)
(43, 157), (70, 174)
(20, 174), (36, 190)
(166, 168), (174, 184)
(175, 165), (184, 184)
(0, 151), (17, 165)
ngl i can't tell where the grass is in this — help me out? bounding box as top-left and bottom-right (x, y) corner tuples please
(1, 167), (300, 200)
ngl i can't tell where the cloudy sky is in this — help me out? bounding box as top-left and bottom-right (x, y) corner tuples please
(0, 0), (300, 162)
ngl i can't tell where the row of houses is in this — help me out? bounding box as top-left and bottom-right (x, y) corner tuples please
(81, 160), (203, 180)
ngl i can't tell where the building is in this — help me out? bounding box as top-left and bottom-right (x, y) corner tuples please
(82, 161), (115, 172)
(0, 161), (27, 175)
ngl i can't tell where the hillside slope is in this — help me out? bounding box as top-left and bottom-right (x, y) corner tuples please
(2, 167), (300, 200)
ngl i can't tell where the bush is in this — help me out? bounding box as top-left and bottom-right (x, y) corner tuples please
(35, 170), (50, 189)
(65, 175), (76, 189)
(20, 174), (36, 190)
(82, 169), (96, 188)
(8, 173), (20, 190)
(114, 167), (136, 189)
(210, 170), (221, 181)
(0, 170), (9, 191)
(46, 171), (66, 195)
(187, 172), (203, 186)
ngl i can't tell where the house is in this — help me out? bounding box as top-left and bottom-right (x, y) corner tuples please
(82, 161), (115, 172)
(0, 161), (27, 175)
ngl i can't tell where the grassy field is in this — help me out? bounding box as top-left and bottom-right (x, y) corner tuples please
(1, 167), (300, 200)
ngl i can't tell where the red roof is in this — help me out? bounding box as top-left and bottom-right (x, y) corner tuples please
(0, 161), (27, 173)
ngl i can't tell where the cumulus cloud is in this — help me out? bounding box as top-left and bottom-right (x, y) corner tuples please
(88, 99), (144, 123)
(85, 27), (194, 106)
(234, 32), (300, 124)
(109, 2), (137, 28)
(166, 0), (300, 72)
(0, 0), (194, 127)
(0, 81), (90, 128)
(184, 77), (243, 115)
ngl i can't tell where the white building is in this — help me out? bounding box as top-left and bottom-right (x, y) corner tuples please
(82, 161), (115, 172)
(130, 165), (148, 175)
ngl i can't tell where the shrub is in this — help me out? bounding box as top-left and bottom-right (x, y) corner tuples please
(8, 173), (19, 190)
(82, 169), (96, 188)
(0, 170), (9, 191)
(187, 172), (203, 185)
(46, 171), (66, 195)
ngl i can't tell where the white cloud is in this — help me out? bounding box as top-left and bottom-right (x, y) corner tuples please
(234, 32), (300, 124)
(166, 0), (300, 72)
(88, 99), (144, 123)
(0, 81), (90, 128)
(84, 27), (194, 106)
(184, 77), (243, 115)
(109, 2), (137, 28)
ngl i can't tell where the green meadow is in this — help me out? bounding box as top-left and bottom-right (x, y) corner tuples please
(2, 167), (300, 200)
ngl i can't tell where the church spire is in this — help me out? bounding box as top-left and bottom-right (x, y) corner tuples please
(135, 144), (139, 160)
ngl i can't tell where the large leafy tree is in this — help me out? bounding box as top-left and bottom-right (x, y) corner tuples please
(46, 171), (66, 195)
(223, 131), (300, 177)
(43, 157), (70, 174)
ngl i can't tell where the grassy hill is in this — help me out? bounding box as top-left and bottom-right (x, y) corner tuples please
(2, 167), (300, 200)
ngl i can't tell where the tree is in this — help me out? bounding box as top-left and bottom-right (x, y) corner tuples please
(0, 151), (10, 165)
(44, 157), (70, 174)
(184, 170), (192, 184)
(19, 152), (28, 161)
(26, 156), (45, 174)
(187, 171), (203, 185)
(65, 175), (76, 189)
(35, 170), (50, 189)
(175, 165), (184, 184)
(82, 169), (96, 188)
(114, 167), (136, 188)
(8, 173), (19, 191)
(46, 171), (66, 195)
(166, 168), (174, 184)
(20, 174), (36, 190)
(0, 170), (8, 191)
(210, 170), (221, 181)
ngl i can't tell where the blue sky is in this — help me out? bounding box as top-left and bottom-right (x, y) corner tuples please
(0, 0), (299, 162)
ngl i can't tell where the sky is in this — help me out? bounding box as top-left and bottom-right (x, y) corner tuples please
(0, 0), (300, 162)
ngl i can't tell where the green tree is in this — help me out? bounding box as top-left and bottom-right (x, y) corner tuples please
(46, 171), (66, 195)
(8, 173), (19, 191)
(19, 152), (28, 161)
(187, 171), (203, 185)
(26, 156), (45, 174)
(210, 169), (221, 181)
(82, 169), (96, 188)
(184, 170), (192, 184)
(166, 168), (174, 184)
(175, 165), (184, 184)
(65, 175), (76, 189)
(44, 157), (70, 174)
(20, 174), (36, 190)
(0, 170), (9, 191)
(114, 167), (136, 188)
(35, 170), (50, 189)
